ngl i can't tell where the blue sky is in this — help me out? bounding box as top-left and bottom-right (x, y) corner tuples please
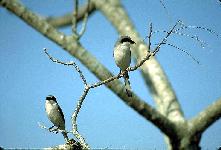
(0, 0), (221, 149)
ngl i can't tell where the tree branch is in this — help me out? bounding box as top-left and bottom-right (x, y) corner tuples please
(189, 97), (221, 135)
(46, 1), (95, 28)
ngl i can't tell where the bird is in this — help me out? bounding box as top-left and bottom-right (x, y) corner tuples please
(45, 95), (69, 142)
(113, 35), (135, 97)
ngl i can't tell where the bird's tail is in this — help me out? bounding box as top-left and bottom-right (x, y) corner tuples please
(62, 131), (69, 142)
(124, 72), (132, 97)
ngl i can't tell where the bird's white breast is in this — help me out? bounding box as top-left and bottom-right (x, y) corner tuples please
(114, 43), (131, 71)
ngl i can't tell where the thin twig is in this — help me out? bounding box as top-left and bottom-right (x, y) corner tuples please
(175, 21), (220, 38)
(43, 48), (88, 86)
(78, 0), (90, 38)
(144, 20), (216, 51)
(151, 30), (208, 48)
(175, 31), (207, 48)
(38, 122), (69, 134)
(72, 0), (79, 38)
(152, 21), (179, 56)
(71, 87), (90, 149)
(148, 22), (153, 51)
(72, 0), (90, 39)
(90, 73), (123, 88)
(167, 43), (200, 64)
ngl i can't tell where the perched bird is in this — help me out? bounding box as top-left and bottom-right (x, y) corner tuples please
(113, 35), (135, 97)
(45, 95), (69, 142)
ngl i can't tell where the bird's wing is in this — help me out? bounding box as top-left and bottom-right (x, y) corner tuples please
(57, 105), (65, 124)
(130, 47), (131, 58)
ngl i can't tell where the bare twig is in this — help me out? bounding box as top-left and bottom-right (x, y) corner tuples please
(38, 122), (69, 135)
(148, 22), (153, 51)
(151, 29), (208, 48)
(72, 0), (90, 39)
(167, 43), (200, 64)
(71, 87), (90, 149)
(152, 21), (179, 56)
(144, 20), (219, 66)
(173, 32), (207, 48)
(78, 0), (90, 37)
(44, 48), (87, 86)
(176, 20), (220, 38)
(89, 73), (123, 88)
(72, 0), (79, 37)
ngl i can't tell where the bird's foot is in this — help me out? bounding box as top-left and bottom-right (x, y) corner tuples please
(49, 125), (55, 132)
(55, 126), (59, 134)
(49, 125), (59, 134)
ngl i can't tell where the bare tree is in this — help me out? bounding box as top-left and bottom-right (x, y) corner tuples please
(1, 0), (220, 149)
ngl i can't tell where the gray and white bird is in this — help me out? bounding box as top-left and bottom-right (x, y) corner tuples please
(45, 95), (69, 142)
(113, 35), (135, 97)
